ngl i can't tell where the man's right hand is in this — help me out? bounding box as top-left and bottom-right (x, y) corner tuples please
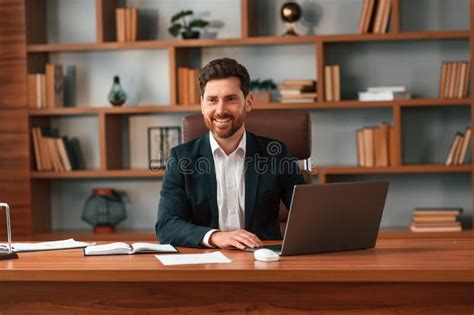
(209, 229), (263, 249)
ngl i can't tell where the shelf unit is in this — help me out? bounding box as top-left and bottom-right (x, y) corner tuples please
(14, 0), (474, 238)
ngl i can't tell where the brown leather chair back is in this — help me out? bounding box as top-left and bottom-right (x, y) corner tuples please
(183, 110), (311, 159)
(182, 110), (312, 235)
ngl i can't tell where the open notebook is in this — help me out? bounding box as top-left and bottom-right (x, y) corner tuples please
(84, 242), (178, 256)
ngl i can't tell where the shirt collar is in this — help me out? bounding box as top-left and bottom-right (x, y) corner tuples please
(209, 129), (246, 157)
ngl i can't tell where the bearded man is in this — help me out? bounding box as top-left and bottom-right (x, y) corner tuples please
(156, 58), (305, 249)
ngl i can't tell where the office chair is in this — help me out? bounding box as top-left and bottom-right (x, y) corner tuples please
(182, 110), (312, 235)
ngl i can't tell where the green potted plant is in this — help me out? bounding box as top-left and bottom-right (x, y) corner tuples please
(250, 79), (277, 103)
(168, 10), (209, 39)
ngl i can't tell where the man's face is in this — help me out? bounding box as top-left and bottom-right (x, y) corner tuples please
(201, 77), (253, 139)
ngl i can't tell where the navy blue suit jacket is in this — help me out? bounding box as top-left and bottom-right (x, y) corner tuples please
(155, 131), (305, 247)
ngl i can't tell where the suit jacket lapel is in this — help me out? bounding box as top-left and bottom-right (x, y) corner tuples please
(199, 133), (219, 228)
(245, 132), (260, 229)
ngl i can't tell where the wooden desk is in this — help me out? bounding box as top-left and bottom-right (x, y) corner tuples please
(1, 237), (473, 314)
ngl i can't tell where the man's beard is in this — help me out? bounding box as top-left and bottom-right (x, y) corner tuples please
(205, 112), (245, 139)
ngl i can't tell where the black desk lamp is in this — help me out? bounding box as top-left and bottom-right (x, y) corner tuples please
(0, 203), (18, 260)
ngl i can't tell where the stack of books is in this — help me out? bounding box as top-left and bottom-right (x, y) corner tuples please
(324, 65), (340, 101)
(356, 122), (397, 167)
(438, 61), (470, 99)
(116, 8), (138, 42)
(410, 208), (463, 232)
(445, 127), (471, 165)
(278, 80), (316, 103)
(358, 86), (410, 101)
(358, 0), (392, 34)
(31, 127), (85, 172)
(27, 64), (64, 109)
(178, 67), (200, 105)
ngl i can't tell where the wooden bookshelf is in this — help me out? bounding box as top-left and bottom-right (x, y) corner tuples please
(26, 31), (471, 53)
(29, 165), (471, 180)
(0, 0), (471, 238)
(28, 98), (472, 117)
(31, 169), (165, 179)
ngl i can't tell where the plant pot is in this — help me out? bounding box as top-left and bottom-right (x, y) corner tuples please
(181, 30), (200, 39)
(253, 91), (271, 104)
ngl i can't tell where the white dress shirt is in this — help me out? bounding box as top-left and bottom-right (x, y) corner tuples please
(201, 131), (246, 247)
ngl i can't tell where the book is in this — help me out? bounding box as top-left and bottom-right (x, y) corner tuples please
(363, 127), (375, 167)
(457, 127), (471, 164)
(31, 128), (43, 171)
(358, 0), (370, 34)
(356, 129), (366, 166)
(445, 132), (463, 165)
(324, 65), (333, 101)
(283, 79), (315, 86)
(380, 0), (391, 34)
(281, 92), (317, 99)
(372, 0), (386, 34)
(84, 242), (178, 256)
(388, 126), (399, 166)
(280, 98), (316, 103)
(374, 122), (389, 167)
(131, 8), (138, 42)
(411, 222), (461, 228)
(68, 137), (86, 170)
(358, 91), (410, 101)
(462, 61), (470, 97)
(331, 65), (340, 101)
(63, 65), (76, 107)
(413, 208), (463, 216)
(367, 86), (406, 93)
(447, 62), (457, 98)
(410, 224), (462, 233)
(27, 74), (37, 109)
(56, 138), (72, 171)
(363, 0), (376, 33)
(116, 8), (126, 42)
(413, 215), (457, 223)
(45, 64), (64, 108)
(438, 62), (447, 98)
(452, 133), (464, 165)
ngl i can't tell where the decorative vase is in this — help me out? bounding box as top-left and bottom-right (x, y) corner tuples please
(181, 30), (200, 39)
(108, 76), (127, 106)
(281, 2), (302, 36)
(82, 188), (127, 234)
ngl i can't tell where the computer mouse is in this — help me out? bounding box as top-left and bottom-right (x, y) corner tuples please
(253, 248), (280, 262)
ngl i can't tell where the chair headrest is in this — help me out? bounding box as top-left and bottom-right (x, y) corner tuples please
(183, 110), (311, 159)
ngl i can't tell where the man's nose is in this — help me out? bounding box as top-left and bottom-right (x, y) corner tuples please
(215, 99), (226, 114)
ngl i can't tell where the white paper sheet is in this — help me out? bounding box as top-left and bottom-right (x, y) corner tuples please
(155, 251), (231, 266)
(0, 238), (94, 252)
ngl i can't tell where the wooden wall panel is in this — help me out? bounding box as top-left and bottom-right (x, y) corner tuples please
(0, 0), (32, 236)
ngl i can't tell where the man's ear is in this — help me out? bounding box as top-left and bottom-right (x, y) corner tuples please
(200, 96), (204, 114)
(245, 91), (254, 112)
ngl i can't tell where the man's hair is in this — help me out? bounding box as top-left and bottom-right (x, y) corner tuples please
(198, 58), (251, 97)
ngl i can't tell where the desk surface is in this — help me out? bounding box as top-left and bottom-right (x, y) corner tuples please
(1, 237), (473, 283)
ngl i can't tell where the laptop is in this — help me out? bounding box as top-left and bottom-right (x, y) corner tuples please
(245, 181), (389, 256)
